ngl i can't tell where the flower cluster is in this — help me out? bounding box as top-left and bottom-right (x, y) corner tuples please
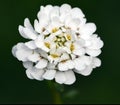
(12, 4), (104, 85)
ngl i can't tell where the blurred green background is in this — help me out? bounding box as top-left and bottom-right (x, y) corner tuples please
(0, 0), (120, 104)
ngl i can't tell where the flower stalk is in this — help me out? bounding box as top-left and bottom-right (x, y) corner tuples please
(47, 81), (63, 104)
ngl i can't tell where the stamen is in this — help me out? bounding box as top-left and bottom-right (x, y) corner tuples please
(61, 59), (68, 63)
(70, 43), (75, 52)
(44, 42), (50, 49)
(66, 34), (71, 40)
(42, 27), (45, 32)
(51, 54), (59, 58)
(52, 28), (58, 33)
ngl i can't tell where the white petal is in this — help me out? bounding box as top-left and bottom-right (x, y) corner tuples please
(44, 5), (53, 15)
(79, 66), (93, 76)
(16, 42), (25, 49)
(30, 68), (45, 80)
(66, 18), (81, 30)
(80, 23), (96, 39)
(23, 28), (37, 40)
(83, 56), (92, 65)
(43, 70), (56, 80)
(64, 70), (76, 85)
(88, 35), (104, 49)
(37, 49), (48, 59)
(50, 6), (60, 18)
(28, 53), (40, 62)
(67, 60), (75, 69)
(24, 18), (34, 31)
(58, 62), (68, 71)
(93, 58), (101, 67)
(47, 63), (56, 69)
(37, 13), (49, 32)
(34, 19), (41, 33)
(59, 53), (69, 61)
(35, 59), (48, 69)
(86, 49), (101, 57)
(60, 4), (71, 14)
(35, 36), (50, 52)
(60, 4), (71, 22)
(34, 19), (47, 33)
(73, 48), (85, 56)
(26, 68), (34, 79)
(35, 35), (44, 48)
(23, 61), (33, 69)
(18, 25), (28, 39)
(74, 58), (86, 71)
(70, 7), (85, 18)
(12, 45), (17, 57)
(16, 46), (32, 62)
(25, 41), (37, 49)
(38, 12), (49, 23)
(55, 71), (66, 84)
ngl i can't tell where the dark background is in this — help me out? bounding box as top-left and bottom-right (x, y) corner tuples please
(0, 0), (120, 104)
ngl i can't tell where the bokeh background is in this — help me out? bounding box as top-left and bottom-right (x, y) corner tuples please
(0, 0), (120, 104)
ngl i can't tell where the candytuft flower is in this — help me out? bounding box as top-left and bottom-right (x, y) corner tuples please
(12, 4), (104, 85)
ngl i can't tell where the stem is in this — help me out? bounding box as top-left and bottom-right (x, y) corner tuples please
(47, 81), (63, 104)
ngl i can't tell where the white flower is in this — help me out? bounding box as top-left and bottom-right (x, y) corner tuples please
(12, 4), (104, 85)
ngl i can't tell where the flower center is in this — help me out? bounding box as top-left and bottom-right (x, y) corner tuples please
(42, 26), (77, 62)
(54, 35), (66, 47)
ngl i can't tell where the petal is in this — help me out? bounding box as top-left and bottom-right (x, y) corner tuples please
(43, 70), (56, 80)
(73, 48), (85, 56)
(88, 35), (104, 49)
(93, 58), (101, 67)
(79, 66), (93, 76)
(38, 12), (49, 22)
(16, 42), (25, 49)
(12, 45), (17, 57)
(24, 18), (34, 31)
(44, 5), (53, 15)
(30, 68), (45, 80)
(66, 60), (75, 69)
(35, 36), (50, 52)
(60, 4), (71, 14)
(27, 53), (40, 62)
(66, 18), (81, 30)
(86, 49), (101, 57)
(58, 62), (68, 71)
(16, 46), (32, 62)
(35, 35), (44, 48)
(64, 70), (76, 85)
(74, 58), (86, 71)
(26, 68), (34, 79)
(50, 6), (60, 18)
(34, 19), (41, 33)
(35, 59), (48, 69)
(18, 25), (28, 39)
(70, 7), (85, 18)
(34, 19), (47, 33)
(55, 71), (66, 84)
(80, 23), (96, 39)
(83, 56), (92, 65)
(37, 49), (48, 59)
(59, 53), (69, 61)
(23, 61), (33, 69)
(23, 28), (37, 40)
(47, 63), (56, 69)
(25, 41), (37, 49)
